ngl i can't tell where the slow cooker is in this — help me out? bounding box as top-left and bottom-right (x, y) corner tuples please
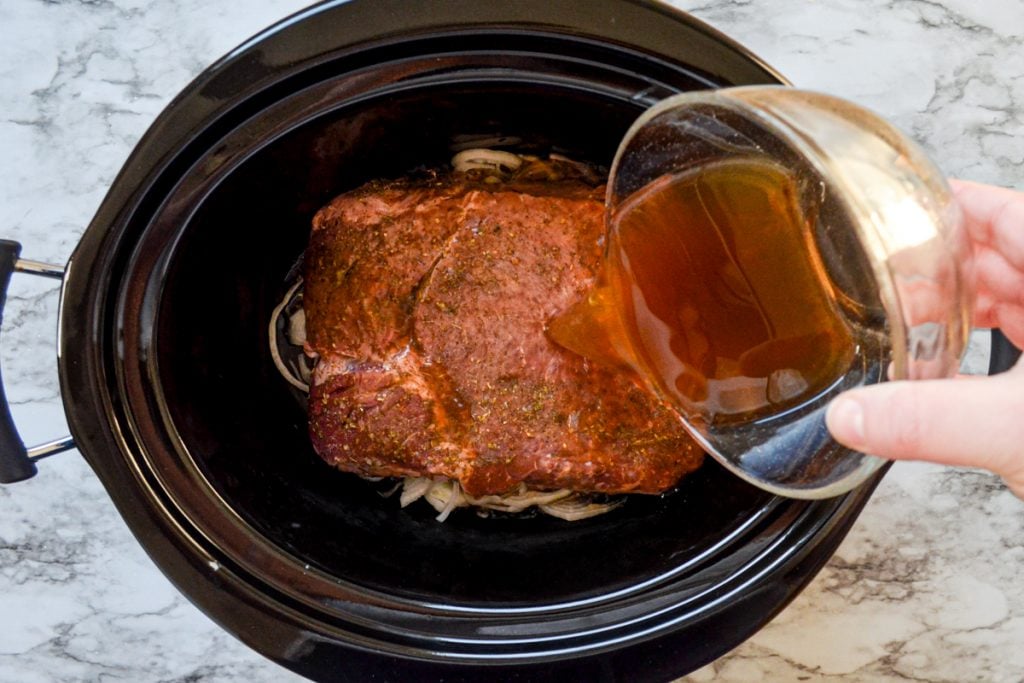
(1, 1), (1017, 681)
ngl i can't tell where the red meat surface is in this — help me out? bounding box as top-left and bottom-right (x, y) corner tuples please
(303, 163), (704, 497)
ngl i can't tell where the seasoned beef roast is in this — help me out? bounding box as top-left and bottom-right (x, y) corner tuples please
(303, 161), (704, 497)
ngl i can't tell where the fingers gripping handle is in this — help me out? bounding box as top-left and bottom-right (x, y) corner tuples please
(0, 240), (73, 484)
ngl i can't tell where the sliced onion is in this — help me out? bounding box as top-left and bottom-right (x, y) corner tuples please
(269, 278), (310, 392)
(452, 148), (523, 174)
(400, 477), (433, 507)
(288, 307), (307, 346)
(464, 486), (573, 513)
(430, 481), (465, 522)
(540, 496), (624, 522)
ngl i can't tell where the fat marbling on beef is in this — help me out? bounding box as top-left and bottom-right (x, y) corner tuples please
(303, 160), (703, 497)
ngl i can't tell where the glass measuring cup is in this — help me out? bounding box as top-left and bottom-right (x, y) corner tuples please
(600, 86), (972, 498)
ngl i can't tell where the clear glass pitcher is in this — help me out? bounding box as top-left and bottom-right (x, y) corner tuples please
(600, 86), (972, 498)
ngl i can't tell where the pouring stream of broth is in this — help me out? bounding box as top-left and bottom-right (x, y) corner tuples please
(548, 157), (855, 443)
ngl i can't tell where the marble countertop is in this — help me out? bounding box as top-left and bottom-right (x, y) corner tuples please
(1, 1), (1021, 681)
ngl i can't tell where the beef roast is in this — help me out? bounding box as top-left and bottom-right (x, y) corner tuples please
(303, 162), (704, 497)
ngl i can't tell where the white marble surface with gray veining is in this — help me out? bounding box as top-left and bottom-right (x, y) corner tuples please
(0, 1), (1021, 681)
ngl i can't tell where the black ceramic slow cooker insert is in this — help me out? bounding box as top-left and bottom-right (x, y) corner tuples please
(1, 1), (1018, 681)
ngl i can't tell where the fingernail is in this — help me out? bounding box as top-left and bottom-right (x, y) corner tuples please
(827, 396), (865, 448)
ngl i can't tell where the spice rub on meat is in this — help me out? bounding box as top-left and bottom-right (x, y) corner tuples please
(303, 160), (704, 498)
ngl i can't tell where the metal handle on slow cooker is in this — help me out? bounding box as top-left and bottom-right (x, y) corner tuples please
(0, 240), (75, 484)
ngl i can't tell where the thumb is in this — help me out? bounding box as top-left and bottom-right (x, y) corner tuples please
(825, 372), (1024, 497)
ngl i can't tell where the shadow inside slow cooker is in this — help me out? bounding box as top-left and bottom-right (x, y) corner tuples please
(157, 83), (776, 607)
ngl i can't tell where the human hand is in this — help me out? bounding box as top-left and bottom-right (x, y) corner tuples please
(826, 179), (1024, 498)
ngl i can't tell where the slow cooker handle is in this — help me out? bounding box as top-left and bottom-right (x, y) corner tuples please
(0, 240), (76, 484)
(989, 329), (1021, 375)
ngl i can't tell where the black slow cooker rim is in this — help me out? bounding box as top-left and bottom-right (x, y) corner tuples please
(55, 1), (878, 681)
